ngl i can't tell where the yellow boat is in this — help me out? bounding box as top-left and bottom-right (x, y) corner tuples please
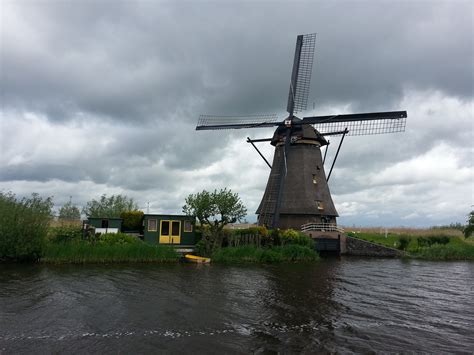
(184, 254), (211, 263)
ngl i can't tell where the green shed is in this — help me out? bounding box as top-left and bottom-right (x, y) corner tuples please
(143, 214), (196, 246)
(86, 217), (123, 233)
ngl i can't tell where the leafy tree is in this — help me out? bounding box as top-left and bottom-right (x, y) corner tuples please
(0, 192), (53, 261)
(182, 188), (247, 256)
(464, 210), (474, 238)
(82, 194), (138, 218)
(120, 210), (144, 231)
(58, 201), (81, 220)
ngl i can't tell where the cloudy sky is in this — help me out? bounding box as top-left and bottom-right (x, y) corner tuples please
(1, 0), (473, 227)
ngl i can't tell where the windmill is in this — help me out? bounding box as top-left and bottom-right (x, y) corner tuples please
(196, 33), (407, 231)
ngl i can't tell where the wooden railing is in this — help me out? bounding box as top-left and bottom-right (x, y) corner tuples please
(301, 223), (344, 233)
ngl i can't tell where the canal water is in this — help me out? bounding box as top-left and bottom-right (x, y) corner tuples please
(1, 258), (473, 353)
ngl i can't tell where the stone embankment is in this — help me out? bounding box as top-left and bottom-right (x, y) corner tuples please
(344, 236), (404, 257)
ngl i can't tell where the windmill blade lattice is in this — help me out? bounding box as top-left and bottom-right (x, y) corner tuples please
(196, 114), (279, 130)
(303, 111), (407, 136)
(287, 33), (317, 115)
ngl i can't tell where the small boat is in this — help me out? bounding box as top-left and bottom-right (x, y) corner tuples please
(184, 254), (211, 263)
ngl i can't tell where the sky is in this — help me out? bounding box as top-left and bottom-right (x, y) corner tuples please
(1, 0), (473, 227)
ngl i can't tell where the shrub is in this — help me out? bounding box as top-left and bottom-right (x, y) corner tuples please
(49, 225), (83, 243)
(97, 232), (141, 246)
(417, 236), (450, 248)
(398, 236), (410, 250)
(280, 229), (314, 248)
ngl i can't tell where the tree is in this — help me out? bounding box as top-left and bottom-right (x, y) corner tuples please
(464, 210), (474, 238)
(82, 194), (138, 218)
(120, 210), (144, 231)
(59, 201), (81, 220)
(182, 188), (247, 255)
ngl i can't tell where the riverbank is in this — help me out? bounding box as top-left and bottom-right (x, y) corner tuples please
(41, 243), (319, 264)
(41, 242), (180, 264)
(212, 245), (319, 263)
(348, 229), (474, 260)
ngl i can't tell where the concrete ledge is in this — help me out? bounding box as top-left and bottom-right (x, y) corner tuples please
(344, 236), (404, 257)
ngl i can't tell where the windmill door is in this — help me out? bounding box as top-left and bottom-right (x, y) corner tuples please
(159, 220), (181, 244)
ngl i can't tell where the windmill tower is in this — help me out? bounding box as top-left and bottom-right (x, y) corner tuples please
(196, 33), (407, 232)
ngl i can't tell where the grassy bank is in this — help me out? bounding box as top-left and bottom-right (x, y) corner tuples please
(42, 242), (180, 264)
(212, 245), (319, 263)
(348, 229), (474, 261)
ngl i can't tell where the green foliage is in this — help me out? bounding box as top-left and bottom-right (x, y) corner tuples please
(182, 188), (247, 255)
(120, 210), (144, 231)
(417, 236), (450, 248)
(0, 192), (53, 261)
(413, 243), (474, 261)
(280, 229), (314, 248)
(97, 232), (141, 246)
(464, 211), (474, 238)
(398, 236), (410, 250)
(82, 194), (138, 218)
(58, 201), (81, 220)
(42, 242), (179, 264)
(49, 225), (82, 243)
(212, 245), (319, 263)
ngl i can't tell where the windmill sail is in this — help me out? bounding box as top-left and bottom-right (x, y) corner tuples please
(287, 33), (317, 115)
(196, 114), (279, 130)
(302, 111), (407, 136)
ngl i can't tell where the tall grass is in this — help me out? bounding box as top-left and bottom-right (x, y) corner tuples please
(0, 192), (53, 261)
(212, 245), (319, 263)
(42, 242), (179, 264)
(349, 230), (474, 260)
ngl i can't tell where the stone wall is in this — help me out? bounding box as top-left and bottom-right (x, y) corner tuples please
(344, 236), (404, 257)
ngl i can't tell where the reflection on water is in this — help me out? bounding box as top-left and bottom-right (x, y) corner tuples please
(0, 259), (473, 353)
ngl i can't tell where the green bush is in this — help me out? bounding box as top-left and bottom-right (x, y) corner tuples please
(398, 236), (410, 250)
(97, 232), (141, 246)
(280, 229), (314, 248)
(0, 192), (53, 261)
(49, 225), (83, 243)
(417, 236), (450, 248)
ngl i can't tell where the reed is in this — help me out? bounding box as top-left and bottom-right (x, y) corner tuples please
(212, 245), (319, 263)
(41, 242), (179, 264)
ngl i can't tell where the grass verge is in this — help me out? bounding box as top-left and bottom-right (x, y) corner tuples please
(41, 242), (180, 264)
(350, 232), (474, 261)
(212, 245), (319, 263)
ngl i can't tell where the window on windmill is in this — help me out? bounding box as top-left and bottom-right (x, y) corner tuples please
(148, 219), (157, 232)
(316, 201), (324, 210)
(316, 165), (320, 171)
(312, 174), (317, 184)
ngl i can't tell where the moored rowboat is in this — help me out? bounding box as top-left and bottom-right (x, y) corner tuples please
(184, 254), (211, 263)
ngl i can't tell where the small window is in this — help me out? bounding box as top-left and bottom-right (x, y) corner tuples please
(171, 221), (180, 236)
(316, 201), (324, 210)
(312, 174), (317, 184)
(101, 219), (109, 228)
(316, 165), (321, 171)
(161, 221), (170, 236)
(184, 220), (193, 232)
(148, 219), (157, 231)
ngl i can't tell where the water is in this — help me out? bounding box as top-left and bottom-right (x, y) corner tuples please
(1, 258), (473, 353)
